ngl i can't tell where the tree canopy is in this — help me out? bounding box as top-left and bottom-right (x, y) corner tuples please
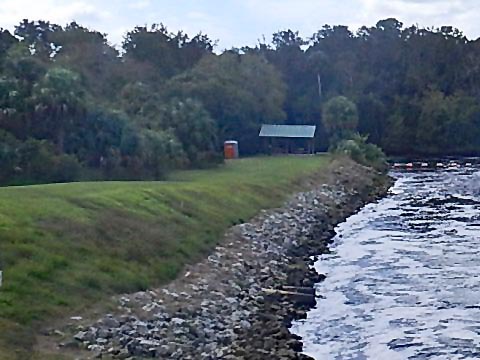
(0, 18), (480, 184)
(322, 96), (359, 144)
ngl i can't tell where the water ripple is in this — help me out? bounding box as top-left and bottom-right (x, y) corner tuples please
(291, 167), (480, 359)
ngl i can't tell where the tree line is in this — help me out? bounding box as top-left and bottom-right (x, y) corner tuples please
(246, 19), (480, 157)
(0, 18), (479, 184)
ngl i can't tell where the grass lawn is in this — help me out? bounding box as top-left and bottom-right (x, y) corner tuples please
(0, 155), (330, 359)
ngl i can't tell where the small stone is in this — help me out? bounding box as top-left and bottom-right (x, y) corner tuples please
(116, 349), (130, 359)
(100, 316), (120, 328)
(97, 328), (110, 339)
(59, 340), (79, 349)
(171, 317), (185, 326)
(74, 331), (87, 342)
(53, 329), (65, 337)
(96, 338), (108, 345)
(87, 344), (104, 352)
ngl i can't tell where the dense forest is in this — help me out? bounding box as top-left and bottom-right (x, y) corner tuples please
(0, 18), (479, 184)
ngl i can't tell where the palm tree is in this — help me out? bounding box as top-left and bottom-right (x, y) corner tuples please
(31, 67), (85, 152)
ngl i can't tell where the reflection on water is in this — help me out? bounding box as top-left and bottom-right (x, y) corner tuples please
(291, 165), (480, 359)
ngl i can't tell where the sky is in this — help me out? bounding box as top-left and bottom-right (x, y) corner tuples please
(0, 0), (479, 50)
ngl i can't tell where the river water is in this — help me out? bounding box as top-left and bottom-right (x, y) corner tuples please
(291, 165), (480, 359)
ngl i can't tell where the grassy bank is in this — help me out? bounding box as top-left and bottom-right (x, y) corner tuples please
(0, 155), (330, 359)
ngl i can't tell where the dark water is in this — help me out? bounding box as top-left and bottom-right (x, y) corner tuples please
(291, 165), (480, 359)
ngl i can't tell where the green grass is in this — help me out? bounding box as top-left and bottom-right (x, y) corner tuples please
(0, 155), (330, 359)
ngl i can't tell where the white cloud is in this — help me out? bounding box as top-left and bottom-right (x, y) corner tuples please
(364, 0), (464, 17)
(0, 0), (479, 49)
(360, 0), (480, 37)
(0, 0), (111, 28)
(244, 0), (324, 22)
(128, 1), (151, 10)
(241, 0), (359, 44)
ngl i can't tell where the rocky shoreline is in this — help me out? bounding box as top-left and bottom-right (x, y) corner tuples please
(58, 158), (392, 359)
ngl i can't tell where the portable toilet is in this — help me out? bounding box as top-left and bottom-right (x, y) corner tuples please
(224, 141), (239, 159)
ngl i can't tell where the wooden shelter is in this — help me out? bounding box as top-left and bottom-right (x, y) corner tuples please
(259, 124), (316, 154)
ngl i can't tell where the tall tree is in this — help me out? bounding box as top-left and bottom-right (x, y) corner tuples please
(322, 96), (359, 144)
(162, 98), (218, 164)
(31, 67), (85, 152)
(122, 24), (214, 82)
(14, 20), (61, 61)
(51, 22), (122, 99)
(167, 52), (286, 154)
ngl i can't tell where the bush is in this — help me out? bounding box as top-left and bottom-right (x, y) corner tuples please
(193, 150), (224, 168)
(0, 130), (20, 182)
(53, 154), (81, 182)
(162, 98), (219, 166)
(15, 139), (82, 184)
(17, 139), (57, 182)
(332, 133), (387, 172)
(139, 129), (186, 179)
(322, 96), (359, 144)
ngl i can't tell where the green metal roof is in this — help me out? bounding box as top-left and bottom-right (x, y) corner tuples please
(259, 124), (316, 138)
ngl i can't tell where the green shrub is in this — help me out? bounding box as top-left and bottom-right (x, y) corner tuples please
(14, 139), (82, 184)
(17, 139), (57, 182)
(138, 129), (186, 179)
(332, 133), (387, 172)
(191, 150), (224, 168)
(0, 130), (20, 182)
(53, 154), (81, 182)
